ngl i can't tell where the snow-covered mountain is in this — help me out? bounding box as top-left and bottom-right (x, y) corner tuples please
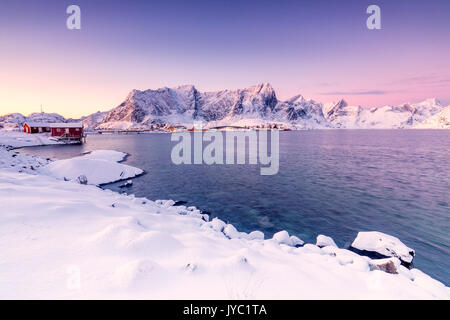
(1, 84), (448, 130)
(97, 84), (447, 130)
(323, 98), (446, 129)
(0, 112), (66, 127)
(78, 111), (108, 130)
(0, 110), (106, 130)
(97, 83), (330, 130)
(414, 105), (450, 129)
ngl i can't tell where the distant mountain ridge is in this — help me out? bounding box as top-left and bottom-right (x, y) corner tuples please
(1, 83), (448, 130)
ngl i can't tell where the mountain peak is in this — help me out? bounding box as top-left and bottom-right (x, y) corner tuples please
(174, 84), (197, 92)
(420, 97), (441, 106)
(335, 99), (348, 108)
(245, 83), (275, 95)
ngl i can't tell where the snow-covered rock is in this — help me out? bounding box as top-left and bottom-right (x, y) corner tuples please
(272, 231), (304, 247)
(272, 230), (291, 245)
(39, 150), (143, 185)
(248, 231), (265, 241)
(350, 231), (415, 266)
(289, 235), (304, 247)
(223, 224), (241, 239)
(316, 234), (337, 248)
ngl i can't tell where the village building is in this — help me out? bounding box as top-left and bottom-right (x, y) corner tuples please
(49, 123), (84, 139)
(23, 122), (52, 134)
(23, 122), (84, 142)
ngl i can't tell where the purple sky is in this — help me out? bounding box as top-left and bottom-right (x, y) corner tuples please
(0, 0), (449, 117)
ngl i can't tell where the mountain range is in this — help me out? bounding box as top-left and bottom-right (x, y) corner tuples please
(1, 83), (449, 130)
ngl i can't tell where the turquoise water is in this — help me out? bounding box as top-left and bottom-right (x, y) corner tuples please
(20, 130), (450, 285)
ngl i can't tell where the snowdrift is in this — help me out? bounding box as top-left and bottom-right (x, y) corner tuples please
(39, 150), (143, 185)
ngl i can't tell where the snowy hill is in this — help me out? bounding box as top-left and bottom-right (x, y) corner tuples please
(0, 112), (66, 127)
(78, 111), (108, 130)
(324, 98), (446, 129)
(414, 106), (450, 129)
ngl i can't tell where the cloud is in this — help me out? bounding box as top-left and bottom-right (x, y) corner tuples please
(388, 74), (450, 86)
(319, 90), (389, 95)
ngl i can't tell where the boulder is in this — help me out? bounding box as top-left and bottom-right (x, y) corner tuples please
(369, 258), (401, 274)
(349, 231), (415, 268)
(316, 234), (337, 248)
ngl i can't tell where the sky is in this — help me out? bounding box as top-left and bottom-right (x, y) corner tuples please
(0, 0), (449, 118)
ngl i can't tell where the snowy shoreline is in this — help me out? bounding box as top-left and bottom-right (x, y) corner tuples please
(0, 132), (449, 299)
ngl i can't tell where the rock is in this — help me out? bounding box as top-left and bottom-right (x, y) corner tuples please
(369, 258), (401, 274)
(210, 218), (226, 232)
(223, 224), (241, 239)
(248, 231), (265, 241)
(316, 234), (337, 248)
(155, 199), (176, 208)
(119, 180), (133, 188)
(290, 235), (304, 247)
(349, 231), (415, 268)
(272, 230), (291, 245)
(76, 175), (88, 185)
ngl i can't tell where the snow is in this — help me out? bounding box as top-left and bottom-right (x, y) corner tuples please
(323, 98), (447, 129)
(38, 150), (143, 186)
(351, 231), (415, 264)
(272, 231), (304, 247)
(49, 122), (83, 128)
(0, 130), (62, 148)
(0, 148), (52, 174)
(80, 150), (128, 162)
(316, 234), (337, 247)
(414, 106), (450, 129)
(0, 147), (448, 299)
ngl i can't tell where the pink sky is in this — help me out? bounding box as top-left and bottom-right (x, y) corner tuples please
(0, 0), (449, 118)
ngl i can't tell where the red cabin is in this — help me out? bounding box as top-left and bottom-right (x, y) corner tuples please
(23, 122), (51, 134)
(50, 123), (84, 139)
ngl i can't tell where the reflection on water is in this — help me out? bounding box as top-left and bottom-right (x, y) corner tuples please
(19, 130), (450, 285)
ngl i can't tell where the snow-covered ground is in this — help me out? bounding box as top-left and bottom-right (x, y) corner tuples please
(0, 129), (62, 148)
(39, 150), (143, 186)
(0, 138), (448, 299)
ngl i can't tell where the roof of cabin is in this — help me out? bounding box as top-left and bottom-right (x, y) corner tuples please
(49, 123), (83, 128)
(24, 122), (83, 128)
(24, 122), (52, 127)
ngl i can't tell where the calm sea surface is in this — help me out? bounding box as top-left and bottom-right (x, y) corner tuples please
(19, 130), (450, 285)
